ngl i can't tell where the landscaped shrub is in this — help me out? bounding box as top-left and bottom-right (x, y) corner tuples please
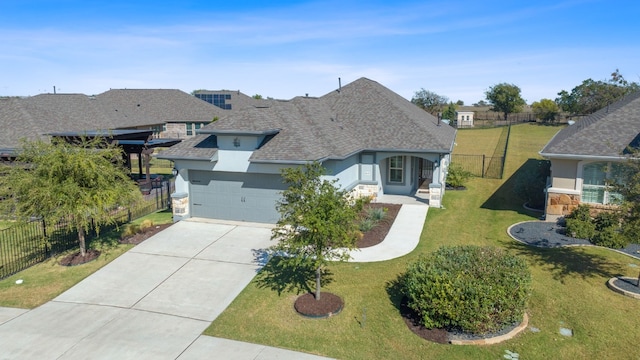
(594, 211), (620, 231)
(358, 218), (376, 232)
(366, 207), (386, 221)
(591, 226), (628, 249)
(122, 223), (140, 237)
(565, 218), (596, 239)
(139, 219), (154, 231)
(446, 163), (472, 189)
(358, 206), (387, 232)
(565, 204), (595, 239)
(565, 204), (592, 222)
(401, 245), (531, 334)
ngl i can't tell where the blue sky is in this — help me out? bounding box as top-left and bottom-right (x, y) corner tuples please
(1, 0), (639, 104)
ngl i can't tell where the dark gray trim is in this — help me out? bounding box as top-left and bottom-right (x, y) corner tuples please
(198, 129), (281, 136)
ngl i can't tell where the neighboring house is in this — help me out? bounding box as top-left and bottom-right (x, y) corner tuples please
(540, 91), (640, 221)
(159, 78), (457, 223)
(456, 111), (474, 128)
(93, 89), (225, 139)
(0, 89), (225, 159)
(193, 90), (259, 111)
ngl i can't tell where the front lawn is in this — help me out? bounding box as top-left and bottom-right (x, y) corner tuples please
(205, 123), (640, 359)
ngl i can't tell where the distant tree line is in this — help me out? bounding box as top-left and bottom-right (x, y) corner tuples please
(411, 69), (639, 124)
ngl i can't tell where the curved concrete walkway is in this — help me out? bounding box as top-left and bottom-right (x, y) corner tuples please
(0, 201), (428, 359)
(348, 204), (428, 262)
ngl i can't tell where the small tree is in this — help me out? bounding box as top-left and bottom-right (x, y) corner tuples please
(269, 162), (359, 300)
(0, 137), (142, 258)
(441, 102), (457, 121)
(485, 83), (526, 121)
(531, 98), (560, 123)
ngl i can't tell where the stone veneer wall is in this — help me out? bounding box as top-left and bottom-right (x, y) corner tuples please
(546, 193), (580, 217)
(171, 193), (189, 216)
(547, 192), (620, 218)
(350, 184), (380, 201)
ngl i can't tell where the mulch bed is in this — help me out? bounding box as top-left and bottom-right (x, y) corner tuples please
(356, 203), (401, 248)
(59, 249), (101, 266)
(119, 223), (173, 245)
(400, 298), (449, 343)
(509, 221), (640, 260)
(59, 223), (174, 266)
(294, 292), (344, 318)
(611, 277), (640, 294)
(399, 297), (522, 344)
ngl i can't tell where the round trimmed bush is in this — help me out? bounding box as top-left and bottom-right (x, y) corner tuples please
(402, 245), (531, 334)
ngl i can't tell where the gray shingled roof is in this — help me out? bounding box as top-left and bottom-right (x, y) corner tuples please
(96, 89), (224, 127)
(175, 78), (456, 162)
(193, 89), (264, 111)
(156, 134), (218, 160)
(540, 91), (640, 159)
(0, 89), (224, 151)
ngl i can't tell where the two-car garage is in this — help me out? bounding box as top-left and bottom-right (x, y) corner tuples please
(188, 170), (287, 223)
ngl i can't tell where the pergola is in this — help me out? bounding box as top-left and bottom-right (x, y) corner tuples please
(48, 130), (181, 179)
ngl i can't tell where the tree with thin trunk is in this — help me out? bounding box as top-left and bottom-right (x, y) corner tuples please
(268, 162), (359, 301)
(485, 83), (526, 122)
(0, 137), (142, 258)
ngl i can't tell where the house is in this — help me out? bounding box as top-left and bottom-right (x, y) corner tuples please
(455, 111), (474, 128)
(0, 89), (225, 159)
(0, 88), (230, 171)
(193, 89), (259, 111)
(540, 91), (640, 221)
(158, 78), (457, 223)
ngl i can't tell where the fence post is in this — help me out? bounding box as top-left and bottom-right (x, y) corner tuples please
(482, 155), (486, 178)
(41, 218), (49, 256)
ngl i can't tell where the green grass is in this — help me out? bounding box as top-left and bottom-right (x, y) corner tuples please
(205, 123), (640, 359)
(0, 220), (14, 230)
(0, 210), (173, 308)
(453, 127), (504, 156)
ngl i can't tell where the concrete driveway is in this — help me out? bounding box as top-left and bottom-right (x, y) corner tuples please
(0, 220), (332, 360)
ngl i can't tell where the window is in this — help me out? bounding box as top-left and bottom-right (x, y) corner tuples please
(186, 123), (193, 136)
(388, 156), (404, 183)
(582, 162), (624, 205)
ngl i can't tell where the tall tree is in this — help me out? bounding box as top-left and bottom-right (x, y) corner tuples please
(531, 98), (560, 123)
(411, 89), (449, 116)
(0, 137), (142, 257)
(484, 83), (526, 121)
(269, 162), (359, 301)
(555, 69), (640, 116)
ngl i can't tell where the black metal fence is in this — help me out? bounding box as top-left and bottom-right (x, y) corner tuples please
(0, 181), (173, 280)
(451, 125), (510, 179)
